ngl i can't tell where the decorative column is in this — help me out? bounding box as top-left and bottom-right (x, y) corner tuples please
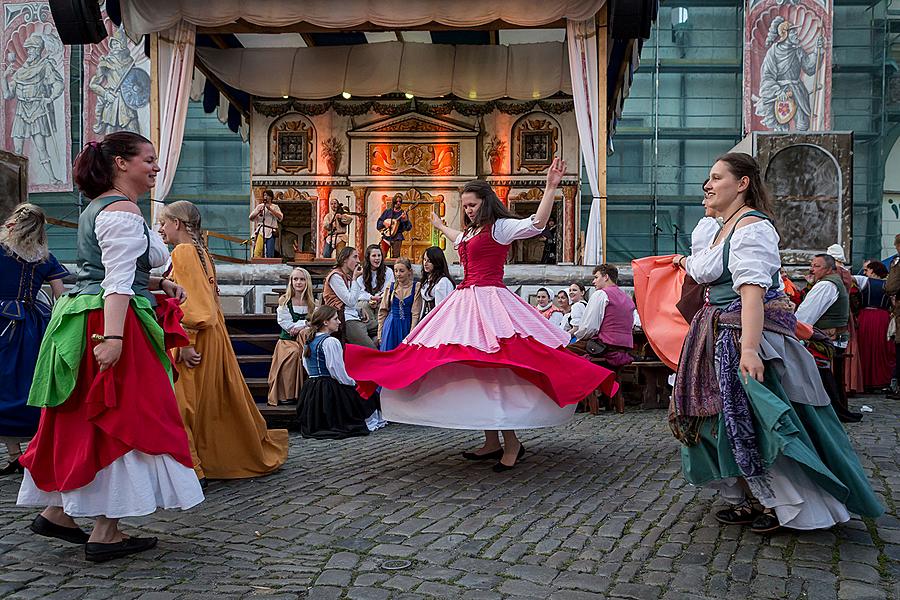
(562, 185), (577, 264)
(352, 186), (367, 252)
(493, 185), (511, 208)
(316, 185), (332, 258)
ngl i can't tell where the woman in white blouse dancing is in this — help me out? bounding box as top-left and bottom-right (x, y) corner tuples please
(669, 153), (881, 534)
(17, 132), (203, 562)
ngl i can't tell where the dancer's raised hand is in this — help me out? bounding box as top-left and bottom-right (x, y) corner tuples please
(547, 158), (566, 188)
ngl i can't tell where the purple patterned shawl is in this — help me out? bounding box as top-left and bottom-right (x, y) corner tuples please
(670, 290), (797, 477)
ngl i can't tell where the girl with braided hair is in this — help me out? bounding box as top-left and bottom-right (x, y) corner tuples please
(158, 200), (288, 484)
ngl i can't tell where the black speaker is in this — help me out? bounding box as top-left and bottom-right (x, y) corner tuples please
(49, 0), (107, 45)
(610, 0), (656, 41)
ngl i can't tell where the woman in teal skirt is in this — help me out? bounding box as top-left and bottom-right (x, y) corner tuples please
(670, 153), (882, 533)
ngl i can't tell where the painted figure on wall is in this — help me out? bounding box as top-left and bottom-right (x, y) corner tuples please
(83, 3), (150, 143)
(87, 29), (147, 135)
(2, 32), (63, 184)
(744, 0), (832, 133)
(754, 16), (824, 131)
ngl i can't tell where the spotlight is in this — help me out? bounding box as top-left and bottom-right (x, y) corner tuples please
(282, 95), (289, 99)
(405, 92), (414, 99)
(342, 91), (352, 99)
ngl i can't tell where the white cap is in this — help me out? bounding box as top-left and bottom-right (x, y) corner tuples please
(826, 244), (846, 263)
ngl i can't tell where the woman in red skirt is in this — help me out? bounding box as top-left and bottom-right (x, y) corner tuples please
(16, 132), (204, 562)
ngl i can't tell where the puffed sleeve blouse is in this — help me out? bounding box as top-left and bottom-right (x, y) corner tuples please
(685, 219), (782, 294)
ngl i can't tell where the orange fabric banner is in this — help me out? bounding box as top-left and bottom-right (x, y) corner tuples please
(631, 255), (688, 371)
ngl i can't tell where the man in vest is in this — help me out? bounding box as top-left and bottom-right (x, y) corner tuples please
(568, 264), (635, 368)
(796, 253), (862, 422)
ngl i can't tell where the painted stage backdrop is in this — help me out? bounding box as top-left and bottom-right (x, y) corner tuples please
(83, 2), (150, 143)
(743, 0), (833, 134)
(0, 1), (71, 192)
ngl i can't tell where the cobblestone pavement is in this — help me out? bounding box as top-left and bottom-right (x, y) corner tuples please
(0, 396), (897, 600)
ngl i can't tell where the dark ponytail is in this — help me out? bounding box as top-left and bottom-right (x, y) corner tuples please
(73, 132), (152, 199)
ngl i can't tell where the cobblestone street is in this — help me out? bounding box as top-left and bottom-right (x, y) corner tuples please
(1, 397), (897, 600)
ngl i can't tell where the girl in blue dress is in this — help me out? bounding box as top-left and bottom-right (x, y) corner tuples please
(377, 258), (421, 352)
(0, 204), (68, 475)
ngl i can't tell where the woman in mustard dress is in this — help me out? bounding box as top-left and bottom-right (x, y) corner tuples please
(158, 201), (288, 483)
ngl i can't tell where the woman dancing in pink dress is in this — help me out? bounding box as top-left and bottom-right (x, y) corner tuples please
(345, 159), (616, 470)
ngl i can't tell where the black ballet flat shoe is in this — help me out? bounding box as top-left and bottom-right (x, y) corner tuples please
(84, 536), (158, 563)
(462, 448), (504, 461)
(750, 510), (781, 534)
(492, 445), (526, 472)
(30, 515), (90, 544)
(0, 457), (23, 476)
(199, 478), (208, 490)
(837, 411), (863, 424)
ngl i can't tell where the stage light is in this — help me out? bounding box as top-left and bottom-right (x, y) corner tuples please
(405, 92), (414, 99)
(282, 95), (289, 99)
(342, 91), (352, 99)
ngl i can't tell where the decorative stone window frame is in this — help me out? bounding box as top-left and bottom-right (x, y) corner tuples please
(513, 113), (560, 174)
(269, 114), (315, 175)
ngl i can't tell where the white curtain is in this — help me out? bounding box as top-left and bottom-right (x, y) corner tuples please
(155, 21), (196, 205)
(567, 18), (601, 265)
(121, 0), (606, 36)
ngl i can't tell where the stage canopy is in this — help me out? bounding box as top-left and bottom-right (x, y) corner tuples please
(196, 41), (571, 101)
(119, 0), (607, 35)
(104, 0), (656, 263)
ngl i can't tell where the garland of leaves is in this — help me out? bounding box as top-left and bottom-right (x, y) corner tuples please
(253, 98), (574, 118)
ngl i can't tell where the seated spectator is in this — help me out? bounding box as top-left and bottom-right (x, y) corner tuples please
(534, 287), (565, 329)
(568, 264), (635, 368)
(563, 282), (587, 332)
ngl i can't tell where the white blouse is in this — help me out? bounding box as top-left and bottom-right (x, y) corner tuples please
(565, 299), (587, 331)
(684, 219), (782, 294)
(421, 276), (454, 306)
(355, 269), (395, 303)
(302, 333), (355, 386)
(96, 211), (169, 298)
(275, 303), (309, 334)
(453, 216), (543, 247)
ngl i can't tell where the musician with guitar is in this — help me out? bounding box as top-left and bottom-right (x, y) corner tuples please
(377, 194), (413, 259)
(323, 197), (355, 258)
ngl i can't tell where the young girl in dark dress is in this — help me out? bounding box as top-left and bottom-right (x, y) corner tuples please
(296, 306), (379, 439)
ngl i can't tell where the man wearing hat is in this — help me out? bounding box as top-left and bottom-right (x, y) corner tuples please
(796, 253), (862, 422)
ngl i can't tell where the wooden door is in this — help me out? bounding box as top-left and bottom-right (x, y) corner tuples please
(399, 201), (436, 261)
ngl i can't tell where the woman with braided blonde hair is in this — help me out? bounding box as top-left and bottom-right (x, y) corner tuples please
(158, 200), (288, 484)
(0, 203), (68, 475)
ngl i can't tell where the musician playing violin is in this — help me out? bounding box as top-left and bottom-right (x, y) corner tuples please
(323, 197), (353, 258)
(377, 194), (413, 259)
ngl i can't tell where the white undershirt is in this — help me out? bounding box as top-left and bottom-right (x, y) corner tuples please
(275, 303), (309, 334)
(95, 211), (169, 298)
(573, 289), (609, 341)
(795, 280), (840, 326)
(421, 276), (454, 306)
(684, 219), (783, 294)
(328, 273), (363, 321)
(453, 216), (544, 247)
(355, 269), (395, 303)
(302, 333), (355, 385)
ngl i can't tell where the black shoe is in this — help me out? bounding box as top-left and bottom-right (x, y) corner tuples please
(492, 445), (526, 472)
(837, 411), (863, 423)
(199, 478), (208, 490)
(0, 457), (23, 476)
(30, 515), (90, 544)
(750, 510), (781, 534)
(462, 448), (503, 461)
(714, 502), (762, 526)
(84, 537), (158, 563)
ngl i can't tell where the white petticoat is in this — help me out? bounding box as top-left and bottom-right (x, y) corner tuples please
(382, 363), (577, 430)
(710, 455), (851, 530)
(17, 450), (204, 518)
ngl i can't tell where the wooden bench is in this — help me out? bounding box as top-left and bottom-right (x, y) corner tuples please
(618, 360), (670, 409)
